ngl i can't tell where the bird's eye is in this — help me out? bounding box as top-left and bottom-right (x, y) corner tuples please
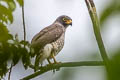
(63, 18), (67, 21)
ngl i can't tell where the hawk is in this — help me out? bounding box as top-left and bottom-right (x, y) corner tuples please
(31, 15), (72, 71)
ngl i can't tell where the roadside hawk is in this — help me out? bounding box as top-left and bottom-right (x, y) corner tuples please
(31, 15), (72, 71)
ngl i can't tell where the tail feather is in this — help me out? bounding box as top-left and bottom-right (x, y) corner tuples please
(34, 54), (42, 72)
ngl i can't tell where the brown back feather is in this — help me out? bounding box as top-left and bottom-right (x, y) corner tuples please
(31, 23), (65, 49)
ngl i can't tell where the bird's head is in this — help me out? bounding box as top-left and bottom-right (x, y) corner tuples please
(56, 15), (72, 27)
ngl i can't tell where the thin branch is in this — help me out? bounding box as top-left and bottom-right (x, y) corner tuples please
(85, 0), (109, 66)
(8, 63), (13, 80)
(22, 1), (26, 41)
(21, 61), (104, 80)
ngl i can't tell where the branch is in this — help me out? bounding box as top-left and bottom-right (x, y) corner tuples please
(85, 0), (109, 66)
(21, 61), (104, 80)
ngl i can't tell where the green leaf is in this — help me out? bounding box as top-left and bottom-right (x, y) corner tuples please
(0, 62), (8, 78)
(8, 1), (16, 11)
(0, 4), (13, 24)
(21, 48), (31, 69)
(20, 40), (30, 46)
(12, 45), (21, 65)
(0, 23), (9, 41)
(17, 0), (23, 6)
(3, 0), (16, 11)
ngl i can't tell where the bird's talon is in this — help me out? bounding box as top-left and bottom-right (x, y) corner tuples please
(54, 62), (61, 64)
(46, 63), (53, 66)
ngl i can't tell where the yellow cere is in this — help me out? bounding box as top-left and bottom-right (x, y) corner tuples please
(65, 20), (72, 24)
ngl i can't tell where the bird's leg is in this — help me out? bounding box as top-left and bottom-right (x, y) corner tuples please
(51, 54), (61, 72)
(47, 58), (52, 64)
(51, 54), (59, 64)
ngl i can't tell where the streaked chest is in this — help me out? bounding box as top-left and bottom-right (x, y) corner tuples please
(51, 33), (65, 56)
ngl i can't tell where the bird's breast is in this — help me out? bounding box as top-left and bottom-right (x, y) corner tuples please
(51, 33), (65, 56)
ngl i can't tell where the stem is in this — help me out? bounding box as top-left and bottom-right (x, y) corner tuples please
(8, 63), (13, 80)
(21, 61), (103, 80)
(22, 1), (26, 41)
(85, 0), (109, 65)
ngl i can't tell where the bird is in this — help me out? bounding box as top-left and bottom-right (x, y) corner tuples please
(31, 15), (72, 71)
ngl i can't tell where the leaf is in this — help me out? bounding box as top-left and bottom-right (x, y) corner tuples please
(0, 23), (9, 41)
(17, 0), (23, 6)
(0, 4), (13, 24)
(0, 62), (8, 78)
(12, 45), (21, 65)
(20, 40), (30, 46)
(21, 48), (31, 69)
(7, 1), (16, 11)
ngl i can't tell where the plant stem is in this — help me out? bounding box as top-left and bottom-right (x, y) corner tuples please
(85, 0), (109, 69)
(8, 63), (13, 80)
(21, 61), (103, 80)
(22, 1), (26, 41)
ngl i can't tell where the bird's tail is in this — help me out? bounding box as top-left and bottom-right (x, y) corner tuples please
(34, 54), (41, 72)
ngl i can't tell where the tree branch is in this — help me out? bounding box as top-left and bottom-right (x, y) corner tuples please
(85, 0), (109, 67)
(21, 61), (104, 80)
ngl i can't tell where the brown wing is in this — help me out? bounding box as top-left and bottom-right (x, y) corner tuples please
(31, 23), (64, 49)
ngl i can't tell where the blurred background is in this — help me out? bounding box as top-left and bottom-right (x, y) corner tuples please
(5, 0), (120, 80)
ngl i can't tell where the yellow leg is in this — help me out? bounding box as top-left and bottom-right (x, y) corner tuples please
(47, 58), (52, 64)
(52, 54), (58, 64)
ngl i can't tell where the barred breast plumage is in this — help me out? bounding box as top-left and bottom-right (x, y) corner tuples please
(51, 33), (65, 57)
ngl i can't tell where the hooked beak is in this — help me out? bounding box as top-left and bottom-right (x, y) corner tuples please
(65, 20), (72, 26)
(70, 22), (72, 26)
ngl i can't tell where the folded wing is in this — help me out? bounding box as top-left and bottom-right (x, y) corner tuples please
(31, 24), (64, 49)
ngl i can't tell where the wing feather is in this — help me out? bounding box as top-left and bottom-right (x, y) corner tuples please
(31, 23), (64, 49)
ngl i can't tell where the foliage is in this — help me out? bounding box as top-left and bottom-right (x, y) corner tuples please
(0, 0), (32, 79)
(99, 0), (120, 80)
(107, 49), (120, 80)
(100, 0), (120, 26)
(0, 0), (23, 42)
(0, 36), (31, 78)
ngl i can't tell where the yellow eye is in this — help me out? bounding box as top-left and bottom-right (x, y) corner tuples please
(63, 18), (67, 21)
